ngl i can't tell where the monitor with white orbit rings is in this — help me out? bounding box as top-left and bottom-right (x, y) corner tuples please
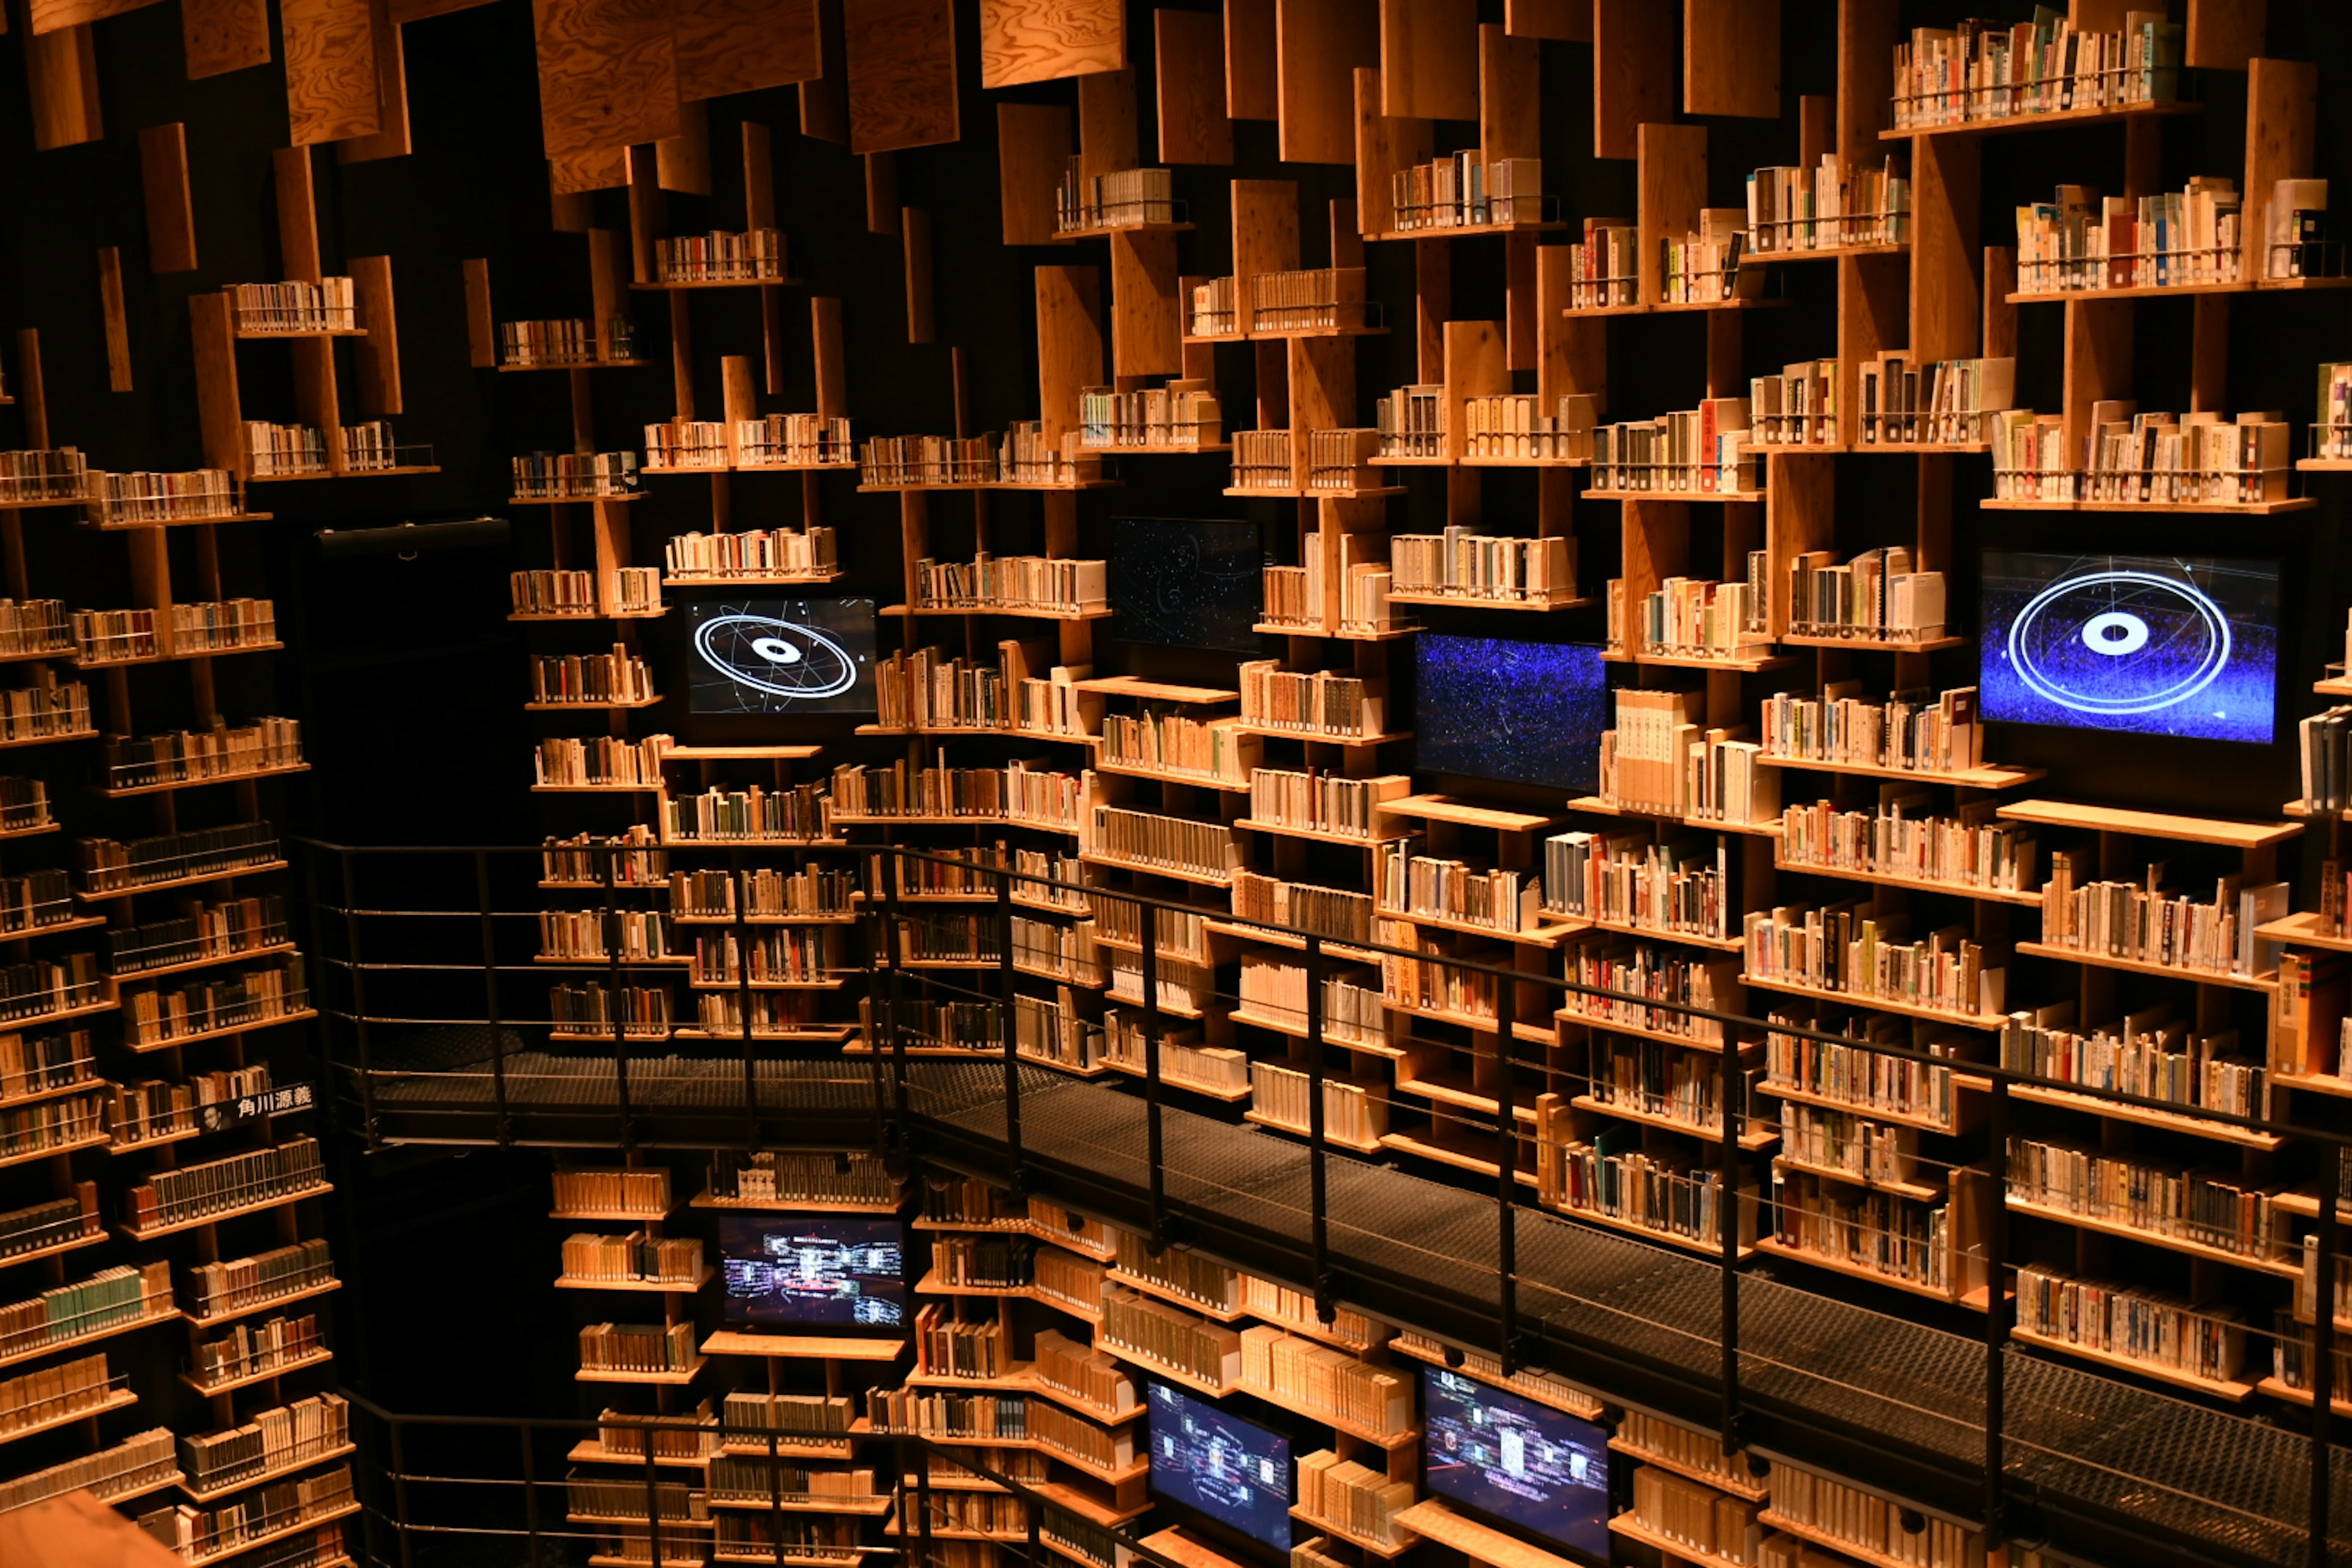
(1978, 552), (2278, 744)
(686, 599), (878, 715)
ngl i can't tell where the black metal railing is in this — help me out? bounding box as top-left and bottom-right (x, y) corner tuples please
(296, 839), (2352, 1568)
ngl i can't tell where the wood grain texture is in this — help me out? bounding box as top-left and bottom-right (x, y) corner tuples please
(799, 0), (848, 141)
(2244, 55), (2316, 281)
(1534, 243), (1604, 409)
(904, 207), (936, 343)
(336, 0), (412, 162)
(1504, 228), (1534, 369)
(627, 142), (663, 283)
(657, 97), (712, 193)
(0, 1493), (184, 1568)
(1379, 0), (1475, 121)
(1077, 67), (1139, 184)
(2186, 0), (2264, 69)
(29, 0), (159, 35)
(532, 0), (680, 160)
(1155, 9), (1231, 164)
(1224, 0), (1276, 119)
(845, 0), (959, 154)
(24, 21), (102, 149)
(980, 0), (1125, 88)
(998, 102), (1074, 245)
(350, 254), (401, 414)
(1907, 129), (1978, 363)
(1833, 0), (1894, 164)
(550, 145), (628, 194)
(812, 296), (847, 421)
(1231, 178), (1300, 284)
(274, 145), (323, 284)
(184, 0), (273, 77)
(865, 151), (901, 233)
(1352, 66), (1431, 236)
(676, 0), (820, 99)
(139, 122), (200, 273)
(388, 0), (497, 18)
(282, 0), (382, 145)
(1634, 121), (1703, 306)
(97, 247), (132, 393)
(1503, 0), (1585, 40)
(1683, 0), (1776, 118)
(1478, 21), (1536, 161)
(1277, 0), (1374, 165)
(1035, 263), (1104, 445)
(1836, 251), (1905, 447)
(189, 295), (246, 475)
(1110, 229), (1180, 377)
(1592, 0), (1670, 160)
(744, 121), (776, 227)
(1413, 235), (1446, 378)
(1286, 332), (1349, 432)
(462, 257), (495, 367)
(1981, 244), (2016, 360)
(588, 228), (628, 353)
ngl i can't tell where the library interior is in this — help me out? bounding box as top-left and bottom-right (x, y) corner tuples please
(6, 2), (2352, 1568)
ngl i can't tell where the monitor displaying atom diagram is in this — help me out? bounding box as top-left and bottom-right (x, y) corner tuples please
(686, 600), (879, 715)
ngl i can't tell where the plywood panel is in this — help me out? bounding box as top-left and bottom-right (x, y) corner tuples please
(998, 104), (1073, 246)
(388, 0), (499, 20)
(1036, 265), (1104, 445)
(589, 228), (628, 355)
(1155, 9), (1231, 164)
(801, 0), (848, 141)
(551, 145), (629, 193)
(905, 208), (936, 343)
(282, 0), (382, 145)
(1379, 0), (1475, 121)
(1908, 129), (1978, 363)
(551, 176), (592, 230)
(845, 0), (959, 154)
(2244, 55), (2316, 282)
(980, 0), (1125, 88)
(274, 145), (324, 285)
(336, 0), (412, 163)
(1278, 0), (1375, 164)
(97, 247), (132, 393)
(1479, 21), (1537, 161)
(2186, 0), (2264, 70)
(1635, 122), (1705, 306)
(1352, 66), (1431, 238)
(462, 258), (496, 367)
(866, 152), (899, 232)
(139, 123), (199, 274)
(1684, 0), (1777, 118)
(1535, 244), (1605, 410)
(1504, 0), (1586, 40)
(812, 297), (847, 421)
(1225, 0), (1276, 119)
(29, 0), (160, 34)
(1592, 0), (1670, 160)
(1232, 178), (1300, 284)
(24, 22), (102, 149)
(190, 294), (246, 476)
(1078, 67), (1139, 184)
(351, 254), (402, 415)
(676, 0), (820, 99)
(184, 0), (273, 77)
(1110, 229), (1181, 378)
(532, 0), (681, 160)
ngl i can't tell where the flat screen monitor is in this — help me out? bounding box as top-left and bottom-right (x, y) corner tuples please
(1108, 518), (1263, 654)
(1978, 552), (2278, 744)
(1421, 1367), (1610, 1560)
(1415, 635), (1608, 791)
(718, 1217), (907, 1328)
(1146, 1380), (1292, 1550)
(686, 598), (878, 715)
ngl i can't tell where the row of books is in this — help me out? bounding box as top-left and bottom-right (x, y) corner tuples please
(0, 671), (88, 741)
(1031, 1327), (1135, 1414)
(0, 776), (50, 836)
(105, 1065), (277, 1152)
(2008, 1135), (2289, 1264)
(0, 598), (67, 655)
(1250, 1063), (1388, 1148)
(508, 567), (660, 617)
(1248, 267), (1368, 333)
(1763, 1016), (1962, 1127)
(912, 554), (1109, 614)
(1543, 832), (1732, 941)
(186, 1238), (335, 1321)
(1785, 551), (1947, 643)
(1890, 13), (2180, 129)
(1586, 1040), (1752, 1137)
(1779, 795), (2037, 894)
(1591, 401), (1759, 493)
(1781, 1104), (1920, 1186)
(1760, 682), (1986, 777)
(103, 717), (303, 790)
(0, 446), (88, 502)
(1247, 767), (1403, 841)
(1660, 211), (1755, 304)
(1386, 153), (1541, 232)
(1627, 1463), (1766, 1566)
(663, 526), (837, 581)
(652, 227), (788, 284)
(1548, 1129), (1735, 1246)
(1743, 155), (1911, 252)
(1078, 382), (1221, 450)
(82, 823), (273, 893)
(690, 926), (845, 987)
(1099, 1284), (1242, 1389)
(1744, 905), (2007, 1018)
(580, 1319), (696, 1374)
(89, 467), (241, 524)
(0, 1426), (176, 1513)
(179, 1393), (349, 1493)
(669, 865), (856, 920)
(2002, 1003), (2264, 1118)
(0, 1184), (98, 1262)
(1391, 529), (1574, 605)
(534, 734), (667, 788)
(1768, 1464), (1986, 1568)
(1237, 957), (1391, 1048)
(913, 1305), (1009, 1379)
(1379, 846), (1542, 935)
(2037, 851), (2283, 978)
(1567, 217), (1638, 309)
(137, 1466), (353, 1558)
(0, 1088), (106, 1161)
(737, 414), (853, 467)
(2017, 1264), (2241, 1384)
(663, 783), (831, 844)
(1238, 663), (1387, 739)
(1999, 408), (2292, 505)
(1055, 163), (1175, 232)
(562, 1230), (702, 1285)
(542, 827), (665, 888)
(0, 1351), (113, 1436)
(230, 278), (356, 333)
(1240, 1326), (1412, 1434)
(498, 317), (636, 366)
(1098, 710), (1258, 786)
(550, 983), (669, 1039)
(125, 1136), (325, 1232)
(1232, 870), (1374, 945)
(1085, 805), (1239, 881)
(1857, 354), (2016, 446)
(1609, 575), (1766, 662)
(0, 1027), (89, 1101)
(530, 645), (656, 706)
(0, 1260), (171, 1362)
(1563, 938), (1742, 1042)
(512, 451), (641, 499)
(1771, 1172), (1963, 1295)
(2015, 180), (2241, 294)
(0, 952), (102, 1023)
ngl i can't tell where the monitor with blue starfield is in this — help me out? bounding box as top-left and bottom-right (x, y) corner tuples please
(1147, 1380), (1293, 1551)
(1421, 1366), (1610, 1560)
(718, 1216), (906, 1329)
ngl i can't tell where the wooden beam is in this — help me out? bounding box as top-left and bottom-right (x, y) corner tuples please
(812, 296), (847, 423)
(138, 123), (200, 274)
(461, 257), (496, 368)
(800, 0), (848, 141)
(183, 0), (273, 78)
(1077, 67), (1140, 186)
(274, 145), (323, 285)
(1504, 0), (1586, 40)
(281, 0), (382, 146)
(905, 207), (935, 343)
(1156, 7), (1232, 164)
(1379, 0), (1476, 121)
(1277, 0), (1375, 164)
(1225, 0), (1276, 119)
(350, 254), (402, 415)
(97, 247), (132, 393)
(23, 21), (102, 149)
(1036, 264), (1105, 446)
(1592, 0), (1669, 160)
(335, 0), (411, 162)
(865, 152), (901, 235)
(980, 0), (1125, 87)
(532, 0), (680, 159)
(845, 0), (960, 154)
(1683, 0), (1777, 118)
(998, 102), (1074, 246)
(656, 97), (714, 194)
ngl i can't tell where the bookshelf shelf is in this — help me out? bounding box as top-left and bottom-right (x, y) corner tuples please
(1288, 1507), (1413, 1558)
(0, 821), (60, 841)
(709, 1494), (892, 1515)
(1092, 1339), (1232, 1398)
(1584, 489), (1768, 504)
(1091, 761), (1250, 793)
(179, 1441), (359, 1504)
(689, 1191), (899, 1214)
(2008, 1324), (2256, 1401)
(99, 762), (311, 798)
(1755, 242), (1910, 262)
(1570, 915), (1743, 952)
(0, 728), (99, 750)
(112, 940), (299, 984)
(233, 326), (367, 341)
(2006, 281), (2258, 304)
(508, 492), (644, 507)
(1074, 852), (1232, 888)
(179, 1501), (360, 1566)
(1251, 621), (1418, 641)
(631, 277), (805, 292)
(2003, 1194), (2299, 1276)
(1605, 1439), (1769, 1501)
(2003, 1083), (2280, 1148)
(247, 466), (442, 482)
(2274, 1072), (2352, 1102)
(1600, 649), (1794, 674)
(1570, 1095), (1777, 1151)
(1775, 633), (1969, 654)
(1382, 1126), (1542, 1186)
(1607, 1511), (1751, 1568)
(665, 573), (848, 589)
(1758, 1082), (1961, 1134)
(0, 996), (120, 1032)
(1752, 1239), (1985, 1306)
(1395, 1068), (1539, 1127)
(0, 1384), (138, 1446)
(497, 358), (651, 372)
(119, 1179), (333, 1240)
(1996, 799), (2300, 848)
(1397, 1501), (1580, 1568)
(524, 697), (663, 711)
(184, 1276), (343, 1329)
(1773, 854), (2041, 906)
(1383, 998), (1555, 1047)
(1364, 219), (1565, 244)
(1566, 797), (1782, 838)
(575, 1355), (707, 1385)
(1242, 1109), (1384, 1154)
(883, 603), (1117, 622)
(123, 1008), (323, 1055)
(554, 1268), (715, 1293)
(1555, 1198), (1751, 1260)
(75, 641), (286, 671)
(1754, 756), (2043, 790)
(1883, 98), (2198, 140)
(568, 1441), (713, 1469)
(1740, 974), (2008, 1031)
(699, 1332), (905, 1360)
(0, 1224), (107, 1273)
(1773, 1153), (1943, 1202)
(179, 1344), (334, 1397)
(552, 1205), (676, 1222)
(1232, 818), (1393, 848)
(2011, 940), (2274, 992)
(1381, 908), (1582, 948)
(1978, 496), (2316, 515)
(1229, 724), (1411, 748)
(1556, 1006), (1748, 1053)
